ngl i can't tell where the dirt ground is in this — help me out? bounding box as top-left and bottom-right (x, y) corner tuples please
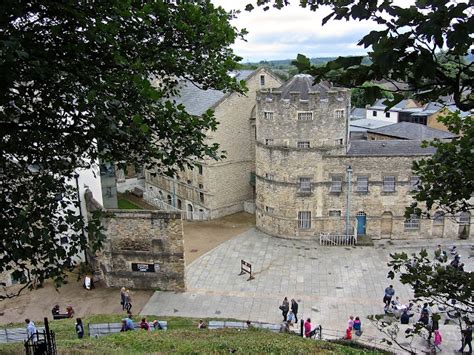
(0, 212), (255, 325)
(183, 212), (255, 265)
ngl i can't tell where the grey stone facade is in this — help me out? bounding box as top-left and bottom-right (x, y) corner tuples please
(255, 75), (471, 240)
(85, 191), (185, 291)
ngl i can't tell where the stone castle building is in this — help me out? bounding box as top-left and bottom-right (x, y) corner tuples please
(145, 68), (282, 219)
(255, 74), (471, 240)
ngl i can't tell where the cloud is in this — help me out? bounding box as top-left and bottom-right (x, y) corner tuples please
(212, 0), (383, 62)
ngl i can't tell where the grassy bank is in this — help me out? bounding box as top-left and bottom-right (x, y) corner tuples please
(0, 315), (388, 354)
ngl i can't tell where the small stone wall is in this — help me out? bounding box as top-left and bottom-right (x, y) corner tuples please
(86, 191), (185, 291)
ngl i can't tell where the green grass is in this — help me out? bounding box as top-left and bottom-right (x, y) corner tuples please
(117, 198), (142, 209)
(0, 315), (388, 354)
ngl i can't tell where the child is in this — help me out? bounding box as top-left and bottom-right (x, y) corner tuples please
(434, 329), (442, 351)
(287, 311), (296, 325)
(353, 317), (362, 336)
(345, 327), (352, 340)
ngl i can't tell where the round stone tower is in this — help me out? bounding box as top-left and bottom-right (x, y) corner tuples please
(255, 74), (350, 238)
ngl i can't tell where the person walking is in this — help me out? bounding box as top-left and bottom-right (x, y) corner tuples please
(459, 320), (472, 354)
(433, 329), (442, 352)
(75, 318), (84, 339)
(353, 317), (362, 336)
(291, 299), (299, 323)
(120, 287), (126, 310)
(25, 319), (37, 342)
(383, 285), (395, 309)
(124, 289), (132, 313)
(347, 315), (354, 330)
(279, 297), (289, 321)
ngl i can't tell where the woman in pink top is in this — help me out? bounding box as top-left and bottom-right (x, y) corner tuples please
(304, 318), (312, 338)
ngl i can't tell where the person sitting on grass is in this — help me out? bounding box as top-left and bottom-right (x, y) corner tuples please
(152, 320), (163, 330)
(198, 320), (207, 329)
(140, 317), (150, 331)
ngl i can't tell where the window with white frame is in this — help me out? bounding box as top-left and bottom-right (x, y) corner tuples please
(297, 112), (313, 121)
(385, 112), (390, 118)
(410, 176), (420, 191)
(459, 212), (471, 225)
(328, 210), (342, 217)
(335, 109), (344, 118)
(265, 206), (274, 214)
(356, 176), (369, 192)
(433, 211), (444, 225)
(383, 176), (396, 192)
(265, 173), (274, 181)
(264, 111), (274, 120)
(404, 214), (420, 230)
(334, 138), (343, 145)
(330, 176), (342, 192)
(265, 138), (273, 145)
(298, 211), (311, 229)
(297, 141), (310, 148)
(299, 177), (312, 192)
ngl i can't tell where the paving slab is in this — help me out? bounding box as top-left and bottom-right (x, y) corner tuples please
(142, 229), (473, 353)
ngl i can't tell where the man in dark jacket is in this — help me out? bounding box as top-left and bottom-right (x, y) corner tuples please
(291, 299), (299, 323)
(459, 320), (472, 354)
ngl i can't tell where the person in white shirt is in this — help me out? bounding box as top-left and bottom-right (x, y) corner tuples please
(25, 319), (37, 342)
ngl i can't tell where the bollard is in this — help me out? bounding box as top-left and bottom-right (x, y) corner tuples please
(300, 319), (304, 337)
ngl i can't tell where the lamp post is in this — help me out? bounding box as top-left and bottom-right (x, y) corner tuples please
(345, 165), (352, 236)
(74, 173), (88, 265)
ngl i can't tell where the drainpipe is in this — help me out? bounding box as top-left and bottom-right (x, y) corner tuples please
(172, 176), (177, 208)
(345, 165), (352, 236)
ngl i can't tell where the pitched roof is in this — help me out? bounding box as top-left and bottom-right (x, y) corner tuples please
(367, 122), (457, 140)
(172, 70), (255, 116)
(347, 140), (436, 156)
(273, 74), (332, 100)
(350, 107), (366, 120)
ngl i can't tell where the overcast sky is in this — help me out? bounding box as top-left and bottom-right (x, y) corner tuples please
(212, 0), (382, 62)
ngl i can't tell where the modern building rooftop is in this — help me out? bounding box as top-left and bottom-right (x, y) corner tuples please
(347, 140), (436, 156)
(367, 122), (457, 140)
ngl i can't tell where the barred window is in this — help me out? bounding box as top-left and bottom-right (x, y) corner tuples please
(298, 211), (311, 229)
(299, 177), (312, 192)
(404, 214), (420, 230)
(265, 173), (274, 181)
(265, 206), (274, 214)
(410, 176), (420, 191)
(328, 210), (341, 217)
(330, 176), (342, 192)
(383, 176), (395, 192)
(264, 111), (274, 120)
(335, 109), (344, 118)
(460, 212), (471, 225)
(297, 141), (310, 148)
(356, 176), (369, 192)
(265, 138), (273, 145)
(297, 112), (313, 121)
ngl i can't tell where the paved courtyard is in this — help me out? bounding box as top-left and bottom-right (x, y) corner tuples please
(142, 228), (473, 353)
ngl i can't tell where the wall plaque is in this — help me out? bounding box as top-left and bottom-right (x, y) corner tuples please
(131, 263), (155, 272)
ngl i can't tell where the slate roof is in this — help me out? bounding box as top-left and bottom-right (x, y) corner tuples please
(350, 107), (366, 120)
(172, 70), (254, 116)
(274, 74), (332, 100)
(367, 122), (457, 140)
(347, 140), (436, 156)
(350, 119), (394, 130)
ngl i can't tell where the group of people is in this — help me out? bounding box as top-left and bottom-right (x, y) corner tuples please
(51, 304), (75, 319)
(25, 317), (84, 340)
(278, 297), (299, 324)
(120, 287), (133, 313)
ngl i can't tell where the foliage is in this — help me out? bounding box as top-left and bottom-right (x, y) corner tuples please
(117, 199), (142, 210)
(351, 84), (393, 108)
(388, 249), (473, 312)
(248, 0), (473, 111)
(0, 1), (245, 298)
(0, 315), (384, 354)
(408, 111), (473, 217)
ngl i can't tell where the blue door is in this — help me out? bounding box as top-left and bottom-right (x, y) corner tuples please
(356, 212), (366, 235)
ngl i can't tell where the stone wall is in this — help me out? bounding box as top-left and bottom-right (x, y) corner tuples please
(86, 191), (185, 291)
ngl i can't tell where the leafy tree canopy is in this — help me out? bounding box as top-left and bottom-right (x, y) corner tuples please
(409, 111), (473, 217)
(351, 83), (393, 108)
(248, 0), (473, 111)
(0, 1), (245, 297)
